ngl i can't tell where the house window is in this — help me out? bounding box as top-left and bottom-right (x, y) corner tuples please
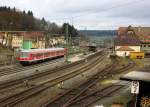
(144, 45), (146, 47)
(148, 45), (150, 47)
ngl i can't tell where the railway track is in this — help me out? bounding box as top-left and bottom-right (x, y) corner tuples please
(71, 84), (126, 107)
(42, 59), (135, 107)
(0, 51), (104, 90)
(0, 51), (106, 107)
(41, 58), (119, 107)
(0, 57), (65, 76)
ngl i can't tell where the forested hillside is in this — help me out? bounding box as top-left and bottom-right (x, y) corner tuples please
(0, 6), (78, 36)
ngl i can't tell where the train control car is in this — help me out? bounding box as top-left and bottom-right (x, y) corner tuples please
(17, 48), (66, 65)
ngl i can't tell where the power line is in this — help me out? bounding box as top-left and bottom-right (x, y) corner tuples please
(48, 0), (145, 21)
(72, 0), (144, 19)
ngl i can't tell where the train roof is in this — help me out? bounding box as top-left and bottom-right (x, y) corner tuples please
(21, 48), (65, 53)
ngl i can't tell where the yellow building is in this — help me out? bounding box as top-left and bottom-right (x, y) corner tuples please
(0, 32), (23, 48)
(38, 41), (45, 48)
(49, 36), (65, 46)
(130, 52), (144, 59)
(0, 31), (45, 49)
(12, 35), (23, 48)
(32, 41), (38, 49)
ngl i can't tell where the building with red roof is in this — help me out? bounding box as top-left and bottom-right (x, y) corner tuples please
(115, 46), (135, 56)
(116, 26), (150, 54)
(115, 26), (142, 57)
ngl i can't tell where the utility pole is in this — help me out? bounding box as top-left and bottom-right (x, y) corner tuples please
(65, 24), (69, 62)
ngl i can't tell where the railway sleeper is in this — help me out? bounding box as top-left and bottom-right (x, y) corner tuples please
(64, 64), (132, 106)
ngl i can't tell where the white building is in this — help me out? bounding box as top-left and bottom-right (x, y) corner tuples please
(115, 46), (140, 57)
(114, 27), (141, 57)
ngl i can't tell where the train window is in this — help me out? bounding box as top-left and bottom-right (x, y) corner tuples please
(39, 53), (43, 57)
(44, 52), (49, 57)
(36, 53), (41, 58)
(36, 54), (39, 58)
(60, 51), (63, 54)
(51, 52), (54, 55)
(59, 51), (61, 54)
(31, 54), (36, 58)
(21, 52), (28, 58)
(57, 51), (59, 54)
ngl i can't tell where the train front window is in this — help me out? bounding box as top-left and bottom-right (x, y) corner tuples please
(21, 52), (28, 58)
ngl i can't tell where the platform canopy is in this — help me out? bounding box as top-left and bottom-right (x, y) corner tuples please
(120, 71), (150, 82)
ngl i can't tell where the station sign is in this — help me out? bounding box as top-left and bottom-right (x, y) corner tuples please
(131, 81), (139, 94)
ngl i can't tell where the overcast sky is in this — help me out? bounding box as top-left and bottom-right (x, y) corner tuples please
(0, 0), (150, 30)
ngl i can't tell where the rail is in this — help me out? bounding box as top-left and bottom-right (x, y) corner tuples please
(42, 58), (135, 107)
(0, 51), (106, 107)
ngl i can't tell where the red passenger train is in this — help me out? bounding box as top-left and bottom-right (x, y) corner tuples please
(16, 48), (66, 65)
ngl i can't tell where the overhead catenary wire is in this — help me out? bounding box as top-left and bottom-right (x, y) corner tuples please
(48, 0), (145, 21)
(47, 0), (147, 30)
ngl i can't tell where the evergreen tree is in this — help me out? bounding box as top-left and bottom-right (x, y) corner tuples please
(0, 6), (79, 36)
